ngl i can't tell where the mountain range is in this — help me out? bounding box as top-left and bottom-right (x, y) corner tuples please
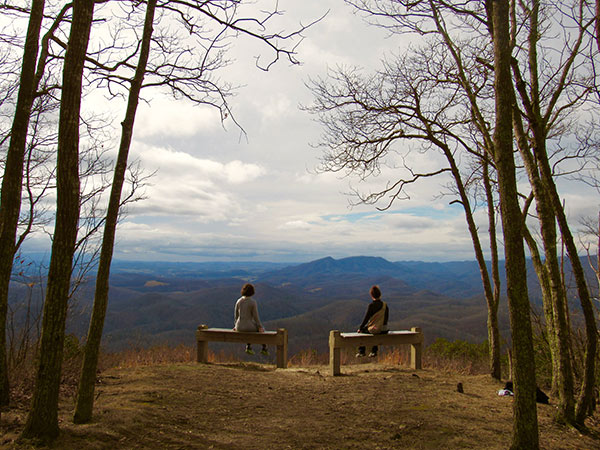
(9, 255), (596, 356)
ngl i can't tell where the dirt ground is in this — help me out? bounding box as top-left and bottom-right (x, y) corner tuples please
(2, 361), (599, 449)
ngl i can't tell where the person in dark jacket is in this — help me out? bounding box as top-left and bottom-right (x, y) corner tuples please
(356, 285), (389, 357)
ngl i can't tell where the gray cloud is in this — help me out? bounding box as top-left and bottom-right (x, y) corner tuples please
(21, 0), (596, 264)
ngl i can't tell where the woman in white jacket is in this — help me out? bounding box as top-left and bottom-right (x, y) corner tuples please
(234, 283), (268, 355)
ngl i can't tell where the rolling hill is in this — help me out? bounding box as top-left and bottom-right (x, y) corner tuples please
(11, 254), (595, 354)
(59, 256), (508, 353)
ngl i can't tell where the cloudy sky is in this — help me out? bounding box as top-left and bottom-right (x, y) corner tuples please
(23, 0), (597, 264)
(119, 1), (472, 263)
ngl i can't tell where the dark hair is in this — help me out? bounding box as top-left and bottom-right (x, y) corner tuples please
(241, 283), (255, 297)
(370, 285), (381, 299)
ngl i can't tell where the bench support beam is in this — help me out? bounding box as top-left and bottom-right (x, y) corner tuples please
(410, 326), (422, 370)
(329, 331), (342, 376)
(197, 324), (209, 363)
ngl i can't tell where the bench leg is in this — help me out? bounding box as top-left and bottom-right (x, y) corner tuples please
(197, 340), (208, 363)
(330, 347), (341, 376)
(410, 342), (422, 370)
(410, 327), (422, 370)
(196, 325), (209, 363)
(276, 328), (288, 369)
(329, 330), (341, 376)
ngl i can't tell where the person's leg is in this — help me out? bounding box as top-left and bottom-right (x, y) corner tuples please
(357, 327), (370, 356)
(369, 330), (387, 356)
(245, 344), (254, 355)
(260, 344), (269, 355)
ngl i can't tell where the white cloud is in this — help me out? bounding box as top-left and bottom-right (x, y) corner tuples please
(222, 160), (266, 184)
(126, 144), (265, 221)
(135, 99), (222, 139)
(279, 220), (313, 230)
(21, 0), (597, 265)
(133, 144), (265, 184)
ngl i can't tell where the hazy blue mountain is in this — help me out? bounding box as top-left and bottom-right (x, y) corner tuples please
(261, 256), (483, 299)
(262, 256), (408, 283)
(110, 260), (289, 280)
(12, 254), (596, 354)
(68, 256), (494, 351)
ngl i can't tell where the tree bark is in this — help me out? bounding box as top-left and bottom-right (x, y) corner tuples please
(73, 0), (157, 424)
(482, 159), (502, 380)
(21, 0), (95, 442)
(509, 0), (594, 425)
(444, 148), (502, 380)
(491, 0), (539, 447)
(512, 91), (575, 423)
(0, 0), (46, 408)
(537, 152), (598, 425)
(594, 0), (600, 51)
(522, 224), (558, 392)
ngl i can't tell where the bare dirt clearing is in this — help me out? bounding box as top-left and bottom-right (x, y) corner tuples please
(2, 362), (599, 449)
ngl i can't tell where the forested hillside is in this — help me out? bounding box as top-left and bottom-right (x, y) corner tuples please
(9, 255), (596, 354)
(27, 255), (584, 353)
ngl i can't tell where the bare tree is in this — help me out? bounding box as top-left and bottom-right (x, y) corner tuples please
(309, 0), (540, 445)
(306, 43), (504, 380)
(0, 0), (45, 408)
(491, 0), (539, 446)
(73, 0), (158, 424)
(72, 0), (321, 424)
(509, 0), (598, 424)
(0, 1), (150, 418)
(21, 0), (95, 441)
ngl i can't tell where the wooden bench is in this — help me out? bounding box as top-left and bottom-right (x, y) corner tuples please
(329, 327), (423, 376)
(196, 325), (288, 369)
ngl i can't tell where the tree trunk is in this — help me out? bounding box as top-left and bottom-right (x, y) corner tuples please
(522, 225), (558, 393)
(422, 115), (503, 379)
(510, 0), (596, 421)
(443, 148), (502, 380)
(533, 167), (574, 425)
(594, 0), (600, 51)
(513, 106), (575, 423)
(73, 0), (157, 424)
(0, 0), (46, 408)
(483, 159), (502, 380)
(525, 0), (575, 422)
(21, 0), (95, 442)
(491, 0), (539, 447)
(537, 152), (598, 425)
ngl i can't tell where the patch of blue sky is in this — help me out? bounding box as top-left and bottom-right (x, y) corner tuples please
(322, 211), (381, 223)
(323, 205), (463, 223)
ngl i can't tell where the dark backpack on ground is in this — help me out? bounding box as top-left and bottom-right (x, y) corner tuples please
(504, 381), (549, 404)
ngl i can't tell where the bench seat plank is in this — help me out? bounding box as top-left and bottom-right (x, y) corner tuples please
(196, 325), (288, 368)
(335, 331), (423, 347)
(340, 331), (418, 337)
(197, 328), (280, 344)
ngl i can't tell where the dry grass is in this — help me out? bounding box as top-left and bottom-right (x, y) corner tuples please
(2, 361), (599, 450)
(99, 344), (496, 378)
(2, 344), (598, 449)
(101, 344), (195, 368)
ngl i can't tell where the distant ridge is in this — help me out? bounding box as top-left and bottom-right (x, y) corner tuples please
(261, 255), (405, 282)
(259, 256), (488, 299)
(12, 253), (596, 353)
